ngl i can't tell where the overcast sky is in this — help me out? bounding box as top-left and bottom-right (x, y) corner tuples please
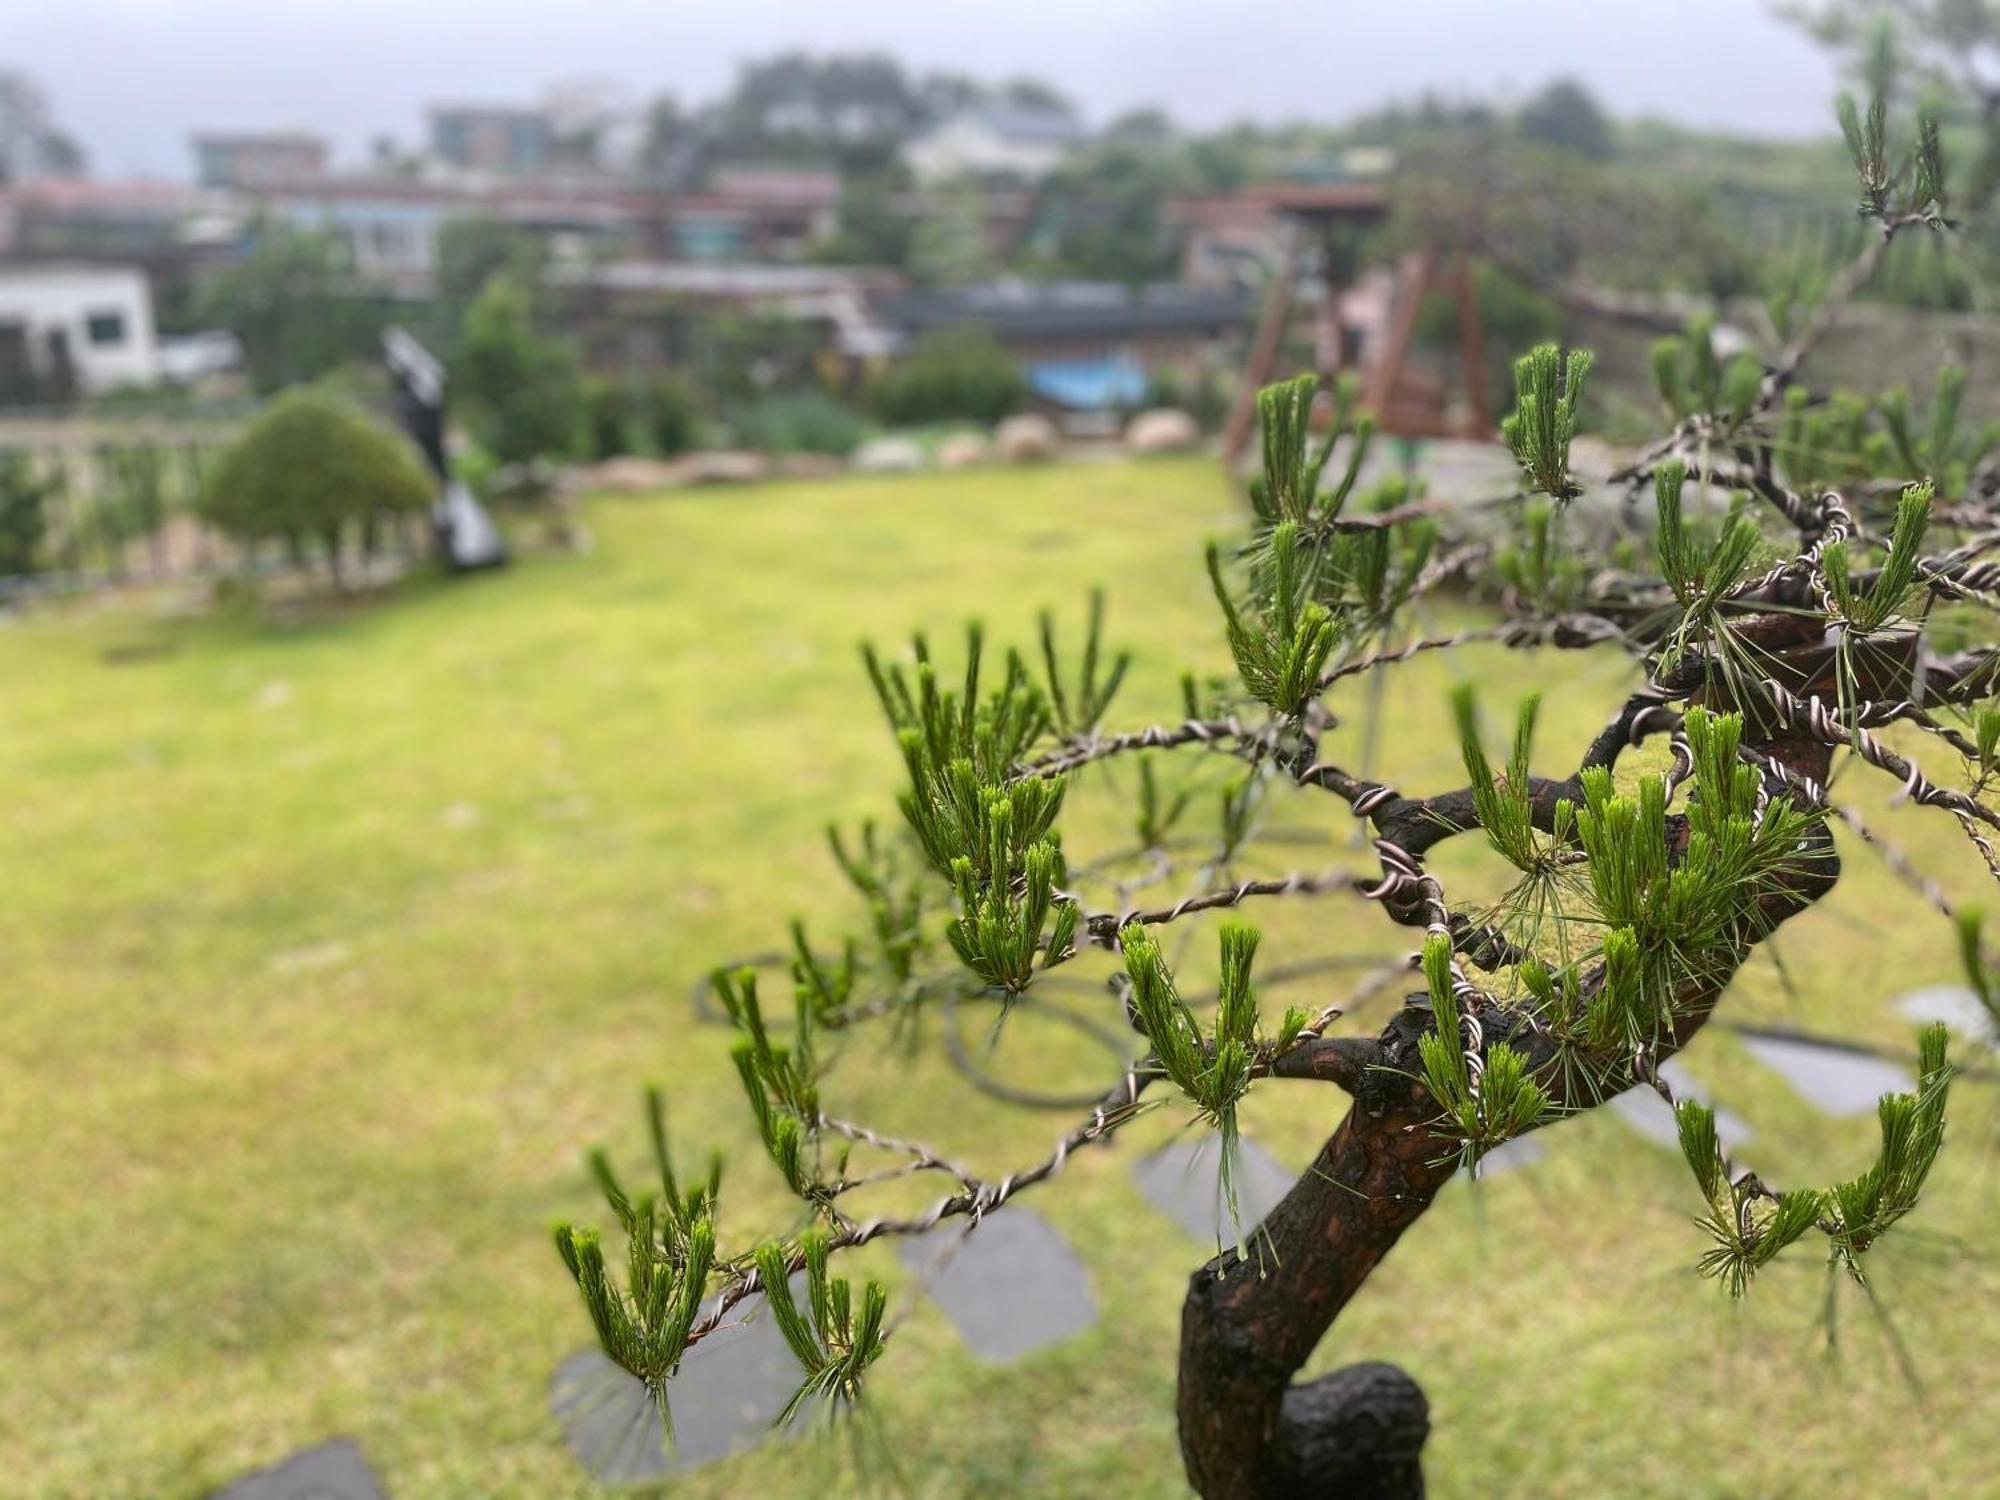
(14, 0), (1842, 180)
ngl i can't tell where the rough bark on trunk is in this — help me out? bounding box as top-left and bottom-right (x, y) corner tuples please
(1174, 733), (1839, 1498)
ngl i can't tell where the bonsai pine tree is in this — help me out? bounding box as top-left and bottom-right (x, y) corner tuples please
(555, 82), (1995, 1499)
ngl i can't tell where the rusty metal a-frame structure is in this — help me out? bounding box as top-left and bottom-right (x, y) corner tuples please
(1220, 182), (1490, 461)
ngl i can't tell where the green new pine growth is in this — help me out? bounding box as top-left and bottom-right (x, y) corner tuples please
(1573, 710), (1816, 1019)
(1451, 688), (1562, 873)
(1952, 909), (2000, 1033)
(1674, 1097), (1820, 1298)
(946, 819), (1078, 993)
(1314, 498), (1438, 629)
(1216, 770), (1259, 864)
(1927, 365), (1964, 476)
(1515, 954), (1580, 1028)
(1248, 373), (1367, 527)
(554, 1091), (722, 1429)
(1414, 933), (1548, 1158)
(1913, 110), (1947, 216)
(753, 1231), (890, 1426)
(876, 624), (1064, 880)
(1879, 368), (1992, 496)
(1120, 923), (1304, 1240)
(1719, 353), (1763, 423)
(716, 968), (827, 1196)
(1687, 316), (1721, 412)
(1974, 709), (2000, 787)
(898, 745), (1066, 882)
(1135, 758), (1194, 849)
(1501, 343), (1592, 500)
(1877, 386), (1915, 475)
(827, 822), (927, 984)
(1585, 926), (1656, 1050)
(1824, 1024), (1955, 1280)
(1836, 90), (1890, 215)
(1778, 387), (1876, 496)
(1650, 336), (1688, 420)
(1207, 523), (1339, 717)
(1653, 462), (1762, 652)
(790, 921), (855, 1025)
(1824, 482), (1932, 633)
(1496, 497), (1588, 613)
(1038, 588), (1133, 738)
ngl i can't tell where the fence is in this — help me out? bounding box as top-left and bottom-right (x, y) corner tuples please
(0, 399), (430, 602)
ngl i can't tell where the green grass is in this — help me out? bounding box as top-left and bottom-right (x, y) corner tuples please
(1, 457), (1994, 1498)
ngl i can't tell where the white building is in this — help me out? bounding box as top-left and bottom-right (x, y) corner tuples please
(905, 106), (1087, 184)
(0, 263), (160, 400)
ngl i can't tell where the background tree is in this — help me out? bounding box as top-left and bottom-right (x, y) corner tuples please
(1779, 0), (2000, 203)
(869, 327), (1023, 425)
(435, 219), (549, 339)
(0, 450), (53, 578)
(196, 223), (385, 396)
(0, 69), (86, 183)
(906, 177), (995, 288)
(553, 75), (1994, 1500)
(200, 389), (431, 583)
(450, 275), (586, 468)
(1517, 76), (1617, 160)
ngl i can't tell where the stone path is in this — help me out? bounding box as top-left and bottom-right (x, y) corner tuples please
(552, 1283), (806, 1484)
(1609, 1058), (1753, 1152)
(211, 1439), (384, 1500)
(551, 999), (1967, 1483)
(1737, 1031), (1914, 1118)
(1131, 1136), (1294, 1243)
(896, 1205), (1097, 1363)
(1895, 983), (1996, 1042)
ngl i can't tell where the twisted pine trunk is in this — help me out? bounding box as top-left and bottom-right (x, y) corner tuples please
(1174, 731), (1840, 1498)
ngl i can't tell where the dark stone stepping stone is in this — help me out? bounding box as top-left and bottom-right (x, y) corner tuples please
(552, 1284), (806, 1484)
(1132, 1136), (1294, 1242)
(897, 1205), (1095, 1362)
(1609, 1059), (1751, 1152)
(211, 1439), (384, 1500)
(1739, 1032), (1914, 1118)
(1895, 984), (1996, 1042)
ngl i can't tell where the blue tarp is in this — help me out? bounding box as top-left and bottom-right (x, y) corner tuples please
(1025, 356), (1149, 412)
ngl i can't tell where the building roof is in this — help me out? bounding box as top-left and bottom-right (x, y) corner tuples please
(0, 259), (152, 287)
(190, 131), (327, 149)
(428, 103), (552, 123)
(1165, 181), (1390, 228)
(707, 167), (843, 206)
(877, 280), (1252, 340)
(923, 105), (1087, 147)
(0, 179), (201, 213)
(554, 260), (902, 299)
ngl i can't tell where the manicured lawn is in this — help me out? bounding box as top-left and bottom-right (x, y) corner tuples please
(1, 457), (1993, 1497)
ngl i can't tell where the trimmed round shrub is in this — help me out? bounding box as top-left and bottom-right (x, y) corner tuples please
(201, 390), (433, 547)
(871, 328), (1024, 427)
(734, 391), (867, 456)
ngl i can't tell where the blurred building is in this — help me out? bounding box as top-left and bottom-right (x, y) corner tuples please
(0, 179), (237, 332)
(873, 279), (1251, 408)
(260, 176), (649, 295)
(191, 132), (330, 190)
(1167, 180), (1390, 287)
(550, 260), (905, 373)
(428, 104), (556, 174)
(0, 263), (160, 402)
(905, 105), (1087, 183)
(662, 168), (842, 260)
